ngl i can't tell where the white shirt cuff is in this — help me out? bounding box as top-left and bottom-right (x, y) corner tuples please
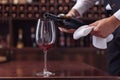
(72, 1), (86, 15)
(113, 9), (120, 21)
(72, 0), (96, 15)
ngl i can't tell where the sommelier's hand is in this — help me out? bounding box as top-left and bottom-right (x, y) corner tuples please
(58, 9), (80, 33)
(90, 15), (120, 38)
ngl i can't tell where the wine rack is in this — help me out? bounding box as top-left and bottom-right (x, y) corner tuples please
(0, 0), (75, 19)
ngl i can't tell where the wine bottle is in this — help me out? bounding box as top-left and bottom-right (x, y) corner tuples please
(17, 28), (24, 48)
(5, 5), (10, 11)
(30, 27), (37, 47)
(27, 5), (33, 11)
(12, 12), (17, 18)
(11, 5), (17, 11)
(59, 31), (65, 47)
(19, 5), (25, 11)
(0, 50), (10, 63)
(44, 12), (85, 29)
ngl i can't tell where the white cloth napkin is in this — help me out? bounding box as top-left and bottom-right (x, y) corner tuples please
(73, 25), (114, 49)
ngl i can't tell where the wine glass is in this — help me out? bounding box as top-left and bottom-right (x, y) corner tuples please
(36, 19), (56, 77)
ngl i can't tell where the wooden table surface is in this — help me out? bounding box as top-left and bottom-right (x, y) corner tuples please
(0, 60), (119, 80)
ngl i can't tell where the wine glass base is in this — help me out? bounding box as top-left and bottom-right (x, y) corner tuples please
(36, 71), (55, 77)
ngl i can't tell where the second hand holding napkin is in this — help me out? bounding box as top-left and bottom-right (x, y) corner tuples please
(73, 25), (114, 49)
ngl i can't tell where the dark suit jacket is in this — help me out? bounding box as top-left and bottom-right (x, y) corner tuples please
(104, 0), (120, 76)
(104, 0), (120, 13)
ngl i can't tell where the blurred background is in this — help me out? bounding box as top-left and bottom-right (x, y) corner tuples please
(0, 0), (112, 75)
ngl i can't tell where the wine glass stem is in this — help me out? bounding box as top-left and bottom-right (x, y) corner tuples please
(43, 50), (48, 72)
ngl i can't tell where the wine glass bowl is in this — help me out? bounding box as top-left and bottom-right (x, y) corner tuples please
(36, 19), (56, 77)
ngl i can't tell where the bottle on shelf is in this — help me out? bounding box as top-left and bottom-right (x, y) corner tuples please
(58, 0), (63, 4)
(49, 5), (55, 12)
(27, 12), (33, 18)
(65, 0), (70, 3)
(30, 27), (37, 48)
(34, 12), (40, 18)
(0, 5), (2, 11)
(79, 38), (84, 47)
(11, 12), (17, 18)
(17, 28), (24, 49)
(59, 31), (65, 47)
(66, 35), (71, 47)
(4, 12), (9, 17)
(49, 0), (55, 4)
(92, 5), (99, 12)
(4, 5), (10, 11)
(6, 34), (10, 48)
(40, 0), (46, 4)
(0, 50), (10, 63)
(41, 5), (47, 12)
(0, 55), (7, 63)
(19, 5), (25, 11)
(63, 5), (69, 11)
(19, 12), (25, 18)
(0, 35), (7, 48)
(58, 5), (63, 12)
(87, 12), (93, 18)
(101, 13), (106, 18)
(33, 5), (39, 11)
(27, 5), (33, 11)
(0, 35), (11, 62)
(94, 12), (99, 18)
(11, 5), (17, 11)
(66, 34), (76, 47)
(44, 12), (85, 29)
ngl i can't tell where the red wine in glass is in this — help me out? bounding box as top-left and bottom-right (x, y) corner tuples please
(36, 19), (56, 77)
(38, 43), (53, 51)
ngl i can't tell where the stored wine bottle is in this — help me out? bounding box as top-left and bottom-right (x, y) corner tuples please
(19, 5), (25, 11)
(44, 12), (85, 29)
(64, 5), (69, 11)
(58, 0), (63, 4)
(19, 12), (25, 18)
(40, 0), (46, 4)
(11, 5), (17, 11)
(17, 28), (24, 48)
(49, 0), (54, 4)
(65, 0), (70, 3)
(49, 5), (54, 12)
(27, 5), (33, 11)
(4, 12), (9, 17)
(58, 5), (63, 11)
(27, 12), (33, 18)
(5, 5), (10, 11)
(34, 12), (40, 18)
(59, 31), (65, 47)
(33, 5), (39, 11)
(41, 5), (46, 12)
(30, 27), (37, 47)
(0, 50), (11, 63)
(12, 12), (17, 18)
